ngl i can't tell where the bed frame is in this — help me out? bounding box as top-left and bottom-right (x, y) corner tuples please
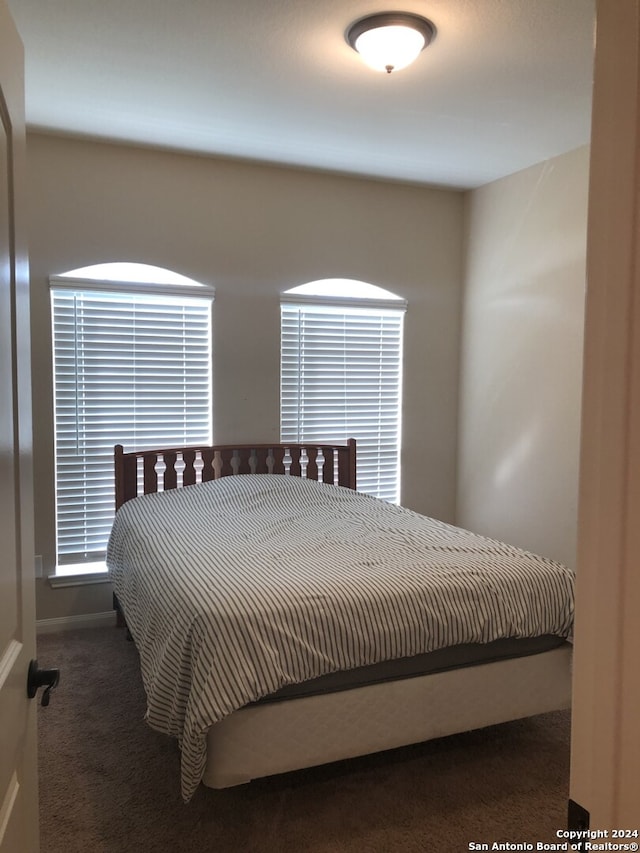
(114, 438), (357, 510)
(112, 439), (572, 790)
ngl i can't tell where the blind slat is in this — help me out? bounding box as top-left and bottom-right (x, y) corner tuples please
(52, 285), (213, 563)
(280, 303), (403, 503)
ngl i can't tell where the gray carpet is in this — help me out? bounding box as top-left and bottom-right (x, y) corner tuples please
(37, 627), (571, 852)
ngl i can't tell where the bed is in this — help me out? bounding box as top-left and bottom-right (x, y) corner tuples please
(107, 439), (574, 801)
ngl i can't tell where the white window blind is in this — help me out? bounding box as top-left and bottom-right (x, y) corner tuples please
(51, 284), (213, 566)
(281, 298), (405, 502)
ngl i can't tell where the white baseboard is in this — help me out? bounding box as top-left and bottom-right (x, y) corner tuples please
(36, 610), (117, 634)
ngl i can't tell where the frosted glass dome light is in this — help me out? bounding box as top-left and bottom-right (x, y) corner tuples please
(347, 13), (436, 74)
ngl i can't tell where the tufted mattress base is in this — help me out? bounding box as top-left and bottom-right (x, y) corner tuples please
(203, 642), (572, 788)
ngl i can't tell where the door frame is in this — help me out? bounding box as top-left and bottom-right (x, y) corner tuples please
(569, 0), (640, 825)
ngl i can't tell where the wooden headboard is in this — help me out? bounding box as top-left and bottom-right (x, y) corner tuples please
(114, 439), (357, 510)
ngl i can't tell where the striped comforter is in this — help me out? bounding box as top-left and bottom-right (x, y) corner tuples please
(106, 474), (574, 800)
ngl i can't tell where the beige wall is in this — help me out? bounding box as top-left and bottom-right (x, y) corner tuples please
(457, 146), (589, 569)
(27, 132), (465, 620)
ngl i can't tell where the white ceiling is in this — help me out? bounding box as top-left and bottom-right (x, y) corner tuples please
(7, 0), (595, 189)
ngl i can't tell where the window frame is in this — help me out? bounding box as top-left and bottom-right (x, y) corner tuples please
(280, 284), (406, 503)
(49, 272), (214, 580)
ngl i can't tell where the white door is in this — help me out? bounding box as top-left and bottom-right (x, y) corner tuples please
(0, 1), (39, 850)
(569, 0), (640, 827)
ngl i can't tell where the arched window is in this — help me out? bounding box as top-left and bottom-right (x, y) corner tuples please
(280, 279), (406, 503)
(50, 263), (214, 575)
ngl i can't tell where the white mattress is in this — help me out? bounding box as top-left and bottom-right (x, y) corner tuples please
(203, 644), (573, 788)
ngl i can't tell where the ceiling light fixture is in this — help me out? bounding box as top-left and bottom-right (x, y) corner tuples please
(346, 12), (436, 74)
